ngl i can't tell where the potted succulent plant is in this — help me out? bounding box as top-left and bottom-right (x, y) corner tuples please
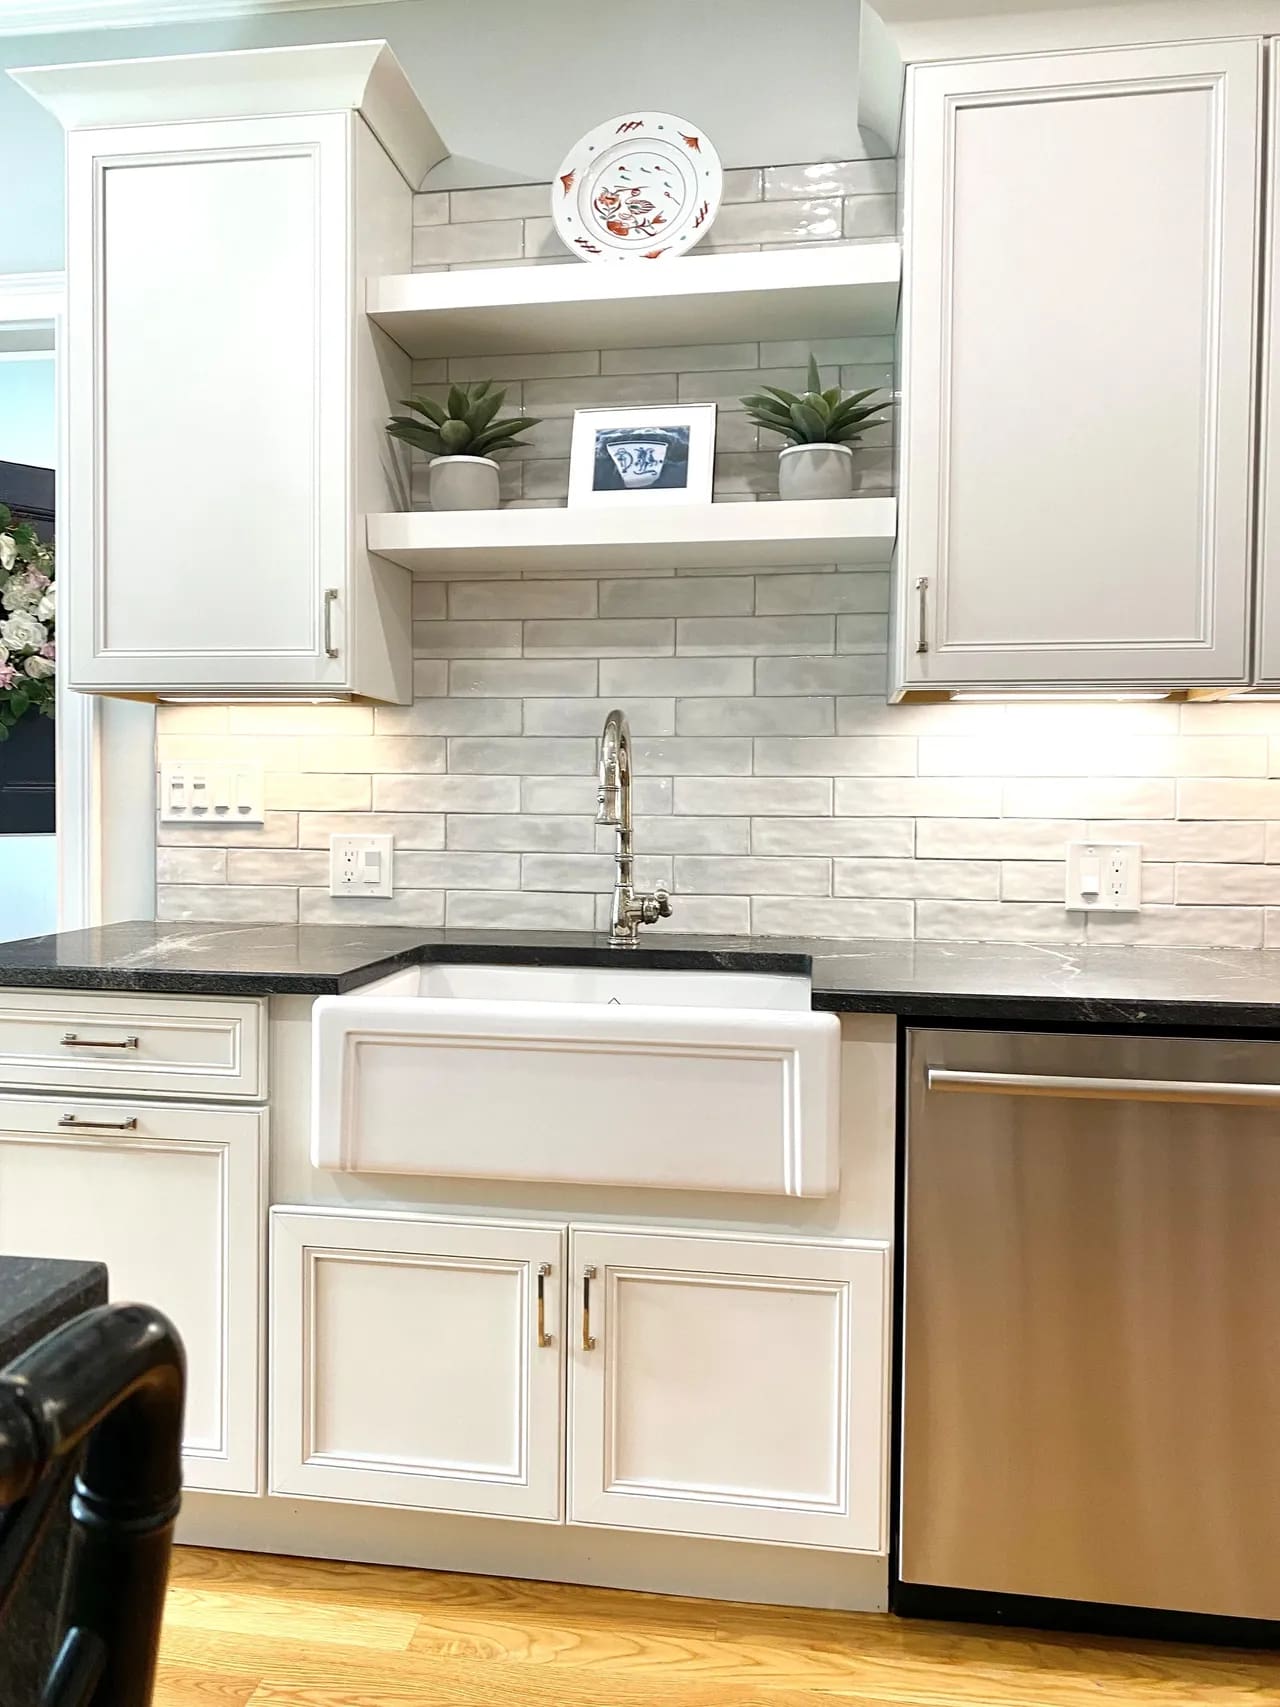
(386, 382), (542, 512)
(741, 356), (893, 501)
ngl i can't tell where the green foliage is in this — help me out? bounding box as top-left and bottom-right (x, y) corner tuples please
(385, 381), (542, 461)
(740, 354), (893, 448)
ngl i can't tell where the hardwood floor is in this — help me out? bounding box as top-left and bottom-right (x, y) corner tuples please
(154, 1547), (1279, 1707)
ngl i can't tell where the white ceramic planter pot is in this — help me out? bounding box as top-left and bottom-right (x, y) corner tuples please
(429, 455), (500, 511)
(778, 442), (857, 501)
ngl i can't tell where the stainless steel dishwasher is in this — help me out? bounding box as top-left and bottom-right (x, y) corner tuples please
(901, 1028), (1280, 1625)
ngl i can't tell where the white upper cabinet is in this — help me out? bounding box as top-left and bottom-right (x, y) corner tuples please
(1254, 42), (1280, 685)
(13, 43), (445, 700)
(895, 40), (1263, 694)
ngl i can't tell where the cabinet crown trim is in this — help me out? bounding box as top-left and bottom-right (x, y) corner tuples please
(9, 38), (445, 187)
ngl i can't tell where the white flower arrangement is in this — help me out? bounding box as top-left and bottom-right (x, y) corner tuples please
(0, 503), (55, 737)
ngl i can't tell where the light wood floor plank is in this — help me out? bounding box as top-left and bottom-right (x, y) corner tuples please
(151, 1547), (1280, 1707)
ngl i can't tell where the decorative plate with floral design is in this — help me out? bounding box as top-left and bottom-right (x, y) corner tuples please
(551, 112), (723, 262)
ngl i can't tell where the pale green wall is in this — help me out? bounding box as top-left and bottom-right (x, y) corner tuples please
(0, 354), (55, 466)
(0, 0), (865, 275)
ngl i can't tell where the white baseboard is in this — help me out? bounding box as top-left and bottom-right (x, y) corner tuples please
(179, 1490), (890, 1613)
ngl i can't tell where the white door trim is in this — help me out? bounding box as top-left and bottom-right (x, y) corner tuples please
(0, 271), (100, 930)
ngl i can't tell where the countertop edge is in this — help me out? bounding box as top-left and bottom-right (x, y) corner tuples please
(813, 990), (1280, 1028)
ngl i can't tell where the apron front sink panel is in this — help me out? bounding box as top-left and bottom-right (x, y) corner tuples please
(312, 966), (840, 1197)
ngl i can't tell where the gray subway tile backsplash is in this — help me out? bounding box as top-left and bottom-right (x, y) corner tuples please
(155, 154), (1280, 941)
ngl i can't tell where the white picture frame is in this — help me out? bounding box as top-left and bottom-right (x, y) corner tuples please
(567, 403), (716, 508)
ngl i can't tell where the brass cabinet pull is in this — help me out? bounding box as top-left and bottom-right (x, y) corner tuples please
(536, 1262), (552, 1349)
(60, 1033), (139, 1050)
(58, 1113), (138, 1132)
(323, 587), (340, 659)
(915, 576), (929, 654)
(582, 1264), (597, 1351)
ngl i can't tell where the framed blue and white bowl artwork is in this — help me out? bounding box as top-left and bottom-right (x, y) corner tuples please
(567, 404), (717, 508)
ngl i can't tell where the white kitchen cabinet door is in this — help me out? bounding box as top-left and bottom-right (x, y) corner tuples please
(1253, 40), (1280, 685)
(0, 1095), (265, 1494)
(895, 41), (1262, 693)
(568, 1226), (890, 1551)
(62, 108), (411, 700)
(66, 115), (348, 694)
(270, 1208), (564, 1521)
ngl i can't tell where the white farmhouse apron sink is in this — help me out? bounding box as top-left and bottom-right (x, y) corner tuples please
(312, 963), (840, 1196)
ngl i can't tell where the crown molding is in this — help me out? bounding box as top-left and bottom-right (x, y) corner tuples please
(11, 40), (446, 186)
(0, 0), (386, 38)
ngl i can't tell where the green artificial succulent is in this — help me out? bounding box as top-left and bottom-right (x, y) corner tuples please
(386, 381), (541, 460)
(741, 355), (892, 447)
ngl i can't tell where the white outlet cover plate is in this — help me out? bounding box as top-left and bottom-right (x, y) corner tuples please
(1065, 841), (1141, 913)
(329, 833), (394, 899)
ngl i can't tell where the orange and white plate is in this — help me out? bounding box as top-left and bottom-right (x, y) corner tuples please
(551, 112), (723, 262)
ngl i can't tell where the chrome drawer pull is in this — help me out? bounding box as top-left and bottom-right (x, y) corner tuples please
(926, 1067), (1280, 1109)
(582, 1265), (597, 1351)
(536, 1263), (552, 1349)
(60, 1033), (140, 1050)
(323, 587), (340, 659)
(58, 1114), (138, 1132)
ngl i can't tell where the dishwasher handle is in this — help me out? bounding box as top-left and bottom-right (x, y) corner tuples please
(925, 1067), (1280, 1109)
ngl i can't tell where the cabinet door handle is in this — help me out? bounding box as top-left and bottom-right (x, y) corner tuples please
(58, 1113), (138, 1132)
(581, 1265), (597, 1351)
(915, 577), (929, 654)
(323, 588), (340, 659)
(60, 1032), (139, 1050)
(536, 1262), (553, 1349)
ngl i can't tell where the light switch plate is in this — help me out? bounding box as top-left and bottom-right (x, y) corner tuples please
(1066, 842), (1140, 912)
(160, 761), (263, 824)
(329, 833), (394, 898)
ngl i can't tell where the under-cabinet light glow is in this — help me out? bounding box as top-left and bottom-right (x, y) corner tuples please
(156, 697), (351, 704)
(948, 691), (1171, 703)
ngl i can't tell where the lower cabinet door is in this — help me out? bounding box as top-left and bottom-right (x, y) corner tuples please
(0, 1094), (266, 1494)
(270, 1207), (565, 1520)
(569, 1225), (890, 1551)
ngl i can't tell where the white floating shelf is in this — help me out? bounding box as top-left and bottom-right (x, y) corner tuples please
(366, 244), (901, 358)
(366, 499), (897, 578)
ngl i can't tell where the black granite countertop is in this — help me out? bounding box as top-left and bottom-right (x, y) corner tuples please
(0, 1254), (108, 1364)
(1, 922), (1280, 1030)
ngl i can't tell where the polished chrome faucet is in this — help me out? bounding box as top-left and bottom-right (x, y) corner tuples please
(596, 707), (672, 945)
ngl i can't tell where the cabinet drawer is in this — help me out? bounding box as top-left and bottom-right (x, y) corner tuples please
(0, 991), (265, 1099)
(0, 1093), (266, 1494)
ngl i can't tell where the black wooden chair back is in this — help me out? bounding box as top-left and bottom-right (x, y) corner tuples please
(0, 1303), (185, 1707)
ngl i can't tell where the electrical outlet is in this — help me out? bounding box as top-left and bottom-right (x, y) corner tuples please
(1065, 842), (1140, 913)
(328, 833), (394, 899)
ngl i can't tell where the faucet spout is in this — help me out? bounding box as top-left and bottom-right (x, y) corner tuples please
(597, 707), (672, 945)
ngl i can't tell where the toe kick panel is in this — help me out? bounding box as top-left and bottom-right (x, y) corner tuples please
(312, 995), (840, 1196)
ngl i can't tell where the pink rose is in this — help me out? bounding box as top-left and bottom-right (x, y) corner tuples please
(0, 664), (15, 690)
(39, 643), (54, 659)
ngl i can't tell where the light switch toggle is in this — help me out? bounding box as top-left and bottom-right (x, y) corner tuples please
(160, 762), (263, 825)
(1066, 842), (1140, 913)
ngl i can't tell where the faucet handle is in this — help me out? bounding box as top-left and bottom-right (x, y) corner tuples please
(639, 886), (673, 925)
